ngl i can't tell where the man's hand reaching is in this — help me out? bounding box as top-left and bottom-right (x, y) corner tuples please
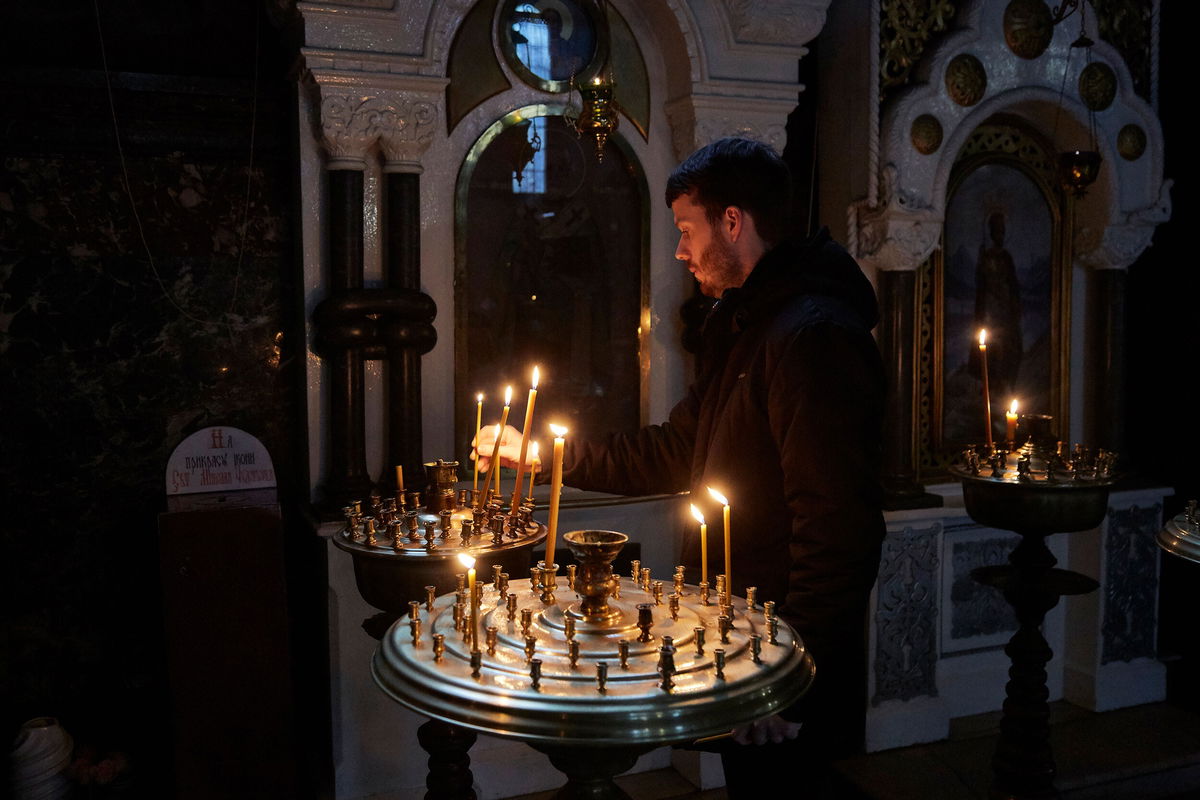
(730, 715), (802, 746)
(472, 423), (532, 472)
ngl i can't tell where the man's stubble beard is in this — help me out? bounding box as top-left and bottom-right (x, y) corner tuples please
(697, 233), (742, 298)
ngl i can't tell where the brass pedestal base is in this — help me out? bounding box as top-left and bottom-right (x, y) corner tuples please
(532, 743), (654, 800)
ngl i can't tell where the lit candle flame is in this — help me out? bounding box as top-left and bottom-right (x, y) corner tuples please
(476, 392), (483, 403)
(978, 329), (987, 347)
(504, 385), (513, 406)
(690, 504), (705, 524)
(530, 441), (540, 460)
(458, 553), (475, 569)
(1010, 398), (1018, 414)
(707, 486), (729, 507)
(549, 423), (568, 438)
(531, 366), (540, 389)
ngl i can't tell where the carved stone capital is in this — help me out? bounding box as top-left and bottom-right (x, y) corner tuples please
(853, 166), (942, 272)
(1076, 179), (1172, 271)
(318, 93), (381, 169)
(666, 94), (791, 160)
(316, 89), (441, 171)
(719, 0), (830, 48)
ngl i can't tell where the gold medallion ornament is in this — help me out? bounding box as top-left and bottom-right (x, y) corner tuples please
(1079, 62), (1117, 111)
(1117, 124), (1146, 161)
(945, 53), (987, 106)
(1003, 0), (1053, 59)
(911, 114), (944, 155)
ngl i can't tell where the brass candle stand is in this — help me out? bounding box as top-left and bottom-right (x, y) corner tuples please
(952, 417), (1118, 800)
(373, 530), (815, 799)
(1158, 500), (1200, 565)
(331, 459), (547, 616)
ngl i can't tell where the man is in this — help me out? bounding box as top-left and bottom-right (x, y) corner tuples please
(479, 137), (885, 797)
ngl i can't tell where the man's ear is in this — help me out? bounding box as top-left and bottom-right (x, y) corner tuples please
(722, 206), (743, 242)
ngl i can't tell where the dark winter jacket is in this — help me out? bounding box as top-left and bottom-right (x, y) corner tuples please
(563, 229), (885, 745)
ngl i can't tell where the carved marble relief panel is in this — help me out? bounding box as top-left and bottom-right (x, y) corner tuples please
(1102, 502), (1161, 664)
(944, 527), (1019, 651)
(873, 523), (940, 705)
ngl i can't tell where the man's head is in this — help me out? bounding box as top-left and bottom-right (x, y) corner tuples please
(665, 138), (792, 297)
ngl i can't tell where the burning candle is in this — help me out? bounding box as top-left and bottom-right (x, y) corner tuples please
(527, 441), (540, 499)
(707, 487), (731, 604)
(690, 504), (707, 586)
(395, 464), (404, 495)
(979, 329), (993, 449)
(1006, 399), (1019, 445)
(480, 386), (512, 502)
(473, 393), (483, 493)
(545, 424), (567, 568)
(511, 366), (539, 510)
(459, 553), (478, 651)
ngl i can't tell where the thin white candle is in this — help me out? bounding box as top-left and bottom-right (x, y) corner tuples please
(472, 393), (483, 493)
(707, 487), (731, 604)
(511, 366), (539, 510)
(690, 504), (707, 586)
(545, 424), (567, 567)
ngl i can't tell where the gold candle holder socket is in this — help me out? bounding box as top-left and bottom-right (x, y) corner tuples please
(530, 567), (541, 593)
(506, 593), (518, 621)
(425, 585), (436, 611)
(569, 640), (580, 668)
(610, 575), (621, 599)
(694, 626), (705, 656)
(564, 616), (576, 640)
(433, 633), (445, 662)
(409, 617), (421, 645)
(452, 602), (464, 631)
(364, 516), (377, 546)
(769, 617), (779, 645)
(525, 635), (537, 662)
(530, 658), (542, 690)
(764, 601), (776, 620)
(640, 568), (651, 591)
(653, 581), (664, 605)
(718, 614), (732, 644)
(750, 634), (763, 665)
(636, 604), (654, 642)
(630, 560), (641, 582)
(471, 650), (482, 677)
(714, 648), (726, 680)
(700, 582), (711, 606)
(492, 564), (503, 584)
(658, 636), (676, 691)
(409, 600), (421, 620)
(540, 564), (558, 605)
(498, 573), (510, 597)
(596, 661), (608, 692)
(456, 573), (466, 592)
(669, 593), (680, 620)
(746, 586), (757, 608)
(520, 608), (533, 636)
(618, 639), (630, 669)
(567, 564), (577, 592)
(673, 570), (685, 596)
(486, 626), (498, 656)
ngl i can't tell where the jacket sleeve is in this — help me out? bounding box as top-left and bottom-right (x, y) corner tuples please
(560, 384), (700, 497)
(766, 320), (886, 726)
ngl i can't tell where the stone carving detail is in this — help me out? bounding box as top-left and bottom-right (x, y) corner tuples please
(669, 98), (789, 160)
(1003, 0), (1052, 59)
(376, 99), (438, 166)
(945, 52), (987, 106)
(1079, 62), (1117, 111)
(1102, 503), (1161, 664)
(721, 0), (828, 47)
(1117, 124), (1147, 161)
(854, 165), (941, 272)
(880, 0), (957, 96)
(950, 537), (1018, 640)
(910, 114), (943, 155)
(873, 523), (940, 705)
(318, 94), (438, 167)
(1076, 180), (1173, 270)
(695, 116), (787, 154)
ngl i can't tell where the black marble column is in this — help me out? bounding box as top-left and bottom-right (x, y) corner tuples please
(877, 269), (940, 509)
(384, 170), (426, 492)
(320, 169), (373, 507)
(1087, 268), (1126, 454)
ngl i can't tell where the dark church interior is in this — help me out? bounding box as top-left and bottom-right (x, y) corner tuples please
(3, 1), (1197, 798)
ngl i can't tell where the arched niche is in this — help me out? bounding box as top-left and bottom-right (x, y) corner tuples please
(454, 106), (649, 454)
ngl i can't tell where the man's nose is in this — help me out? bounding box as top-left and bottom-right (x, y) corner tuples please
(675, 238), (689, 262)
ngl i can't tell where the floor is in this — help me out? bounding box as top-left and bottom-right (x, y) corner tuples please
(502, 701), (1200, 800)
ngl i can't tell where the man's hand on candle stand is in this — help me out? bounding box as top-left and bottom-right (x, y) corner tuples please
(472, 424), (534, 471)
(730, 714), (802, 746)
